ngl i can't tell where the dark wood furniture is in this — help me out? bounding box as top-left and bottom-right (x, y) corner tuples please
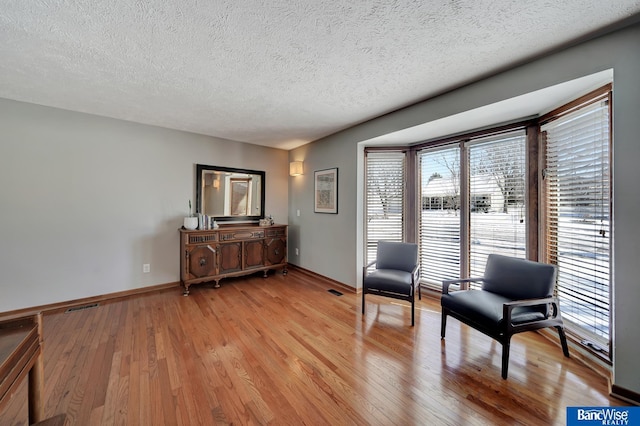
(0, 313), (44, 424)
(440, 254), (569, 379)
(180, 224), (287, 295)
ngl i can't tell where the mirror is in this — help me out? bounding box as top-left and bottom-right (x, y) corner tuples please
(196, 164), (265, 223)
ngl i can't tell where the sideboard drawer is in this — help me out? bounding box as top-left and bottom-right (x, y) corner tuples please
(219, 229), (265, 241)
(266, 227), (286, 238)
(186, 233), (218, 244)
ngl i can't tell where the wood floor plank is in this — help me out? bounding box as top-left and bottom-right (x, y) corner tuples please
(0, 270), (629, 425)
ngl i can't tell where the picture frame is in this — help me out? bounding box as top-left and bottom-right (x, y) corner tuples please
(314, 168), (338, 214)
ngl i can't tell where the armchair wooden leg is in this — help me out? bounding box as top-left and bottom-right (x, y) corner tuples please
(411, 297), (415, 326)
(440, 311), (447, 339)
(501, 340), (511, 379)
(556, 326), (570, 358)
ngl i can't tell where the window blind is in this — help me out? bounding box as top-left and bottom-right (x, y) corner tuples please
(365, 151), (405, 266)
(542, 98), (611, 348)
(418, 146), (461, 289)
(468, 132), (527, 276)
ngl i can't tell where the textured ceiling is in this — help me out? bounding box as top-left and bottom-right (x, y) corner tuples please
(1, 1), (639, 150)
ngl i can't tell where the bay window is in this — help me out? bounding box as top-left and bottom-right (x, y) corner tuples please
(363, 85), (612, 359)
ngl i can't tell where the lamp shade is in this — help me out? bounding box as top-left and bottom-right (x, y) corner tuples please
(289, 161), (304, 176)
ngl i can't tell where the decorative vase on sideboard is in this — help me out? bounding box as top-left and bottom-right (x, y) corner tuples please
(183, 217), (198, 230)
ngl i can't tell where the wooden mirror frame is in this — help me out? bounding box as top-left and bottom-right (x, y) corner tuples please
(195, 164), (266, 223)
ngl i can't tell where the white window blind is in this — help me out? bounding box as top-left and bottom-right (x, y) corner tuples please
(365, 151), (405, 265)
(542, 97), (611, 348)
(468, 132), (527, 276)
(419, 146), (461, 289)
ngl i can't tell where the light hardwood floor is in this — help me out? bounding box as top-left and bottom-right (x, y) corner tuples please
(0, 270), (626, 425)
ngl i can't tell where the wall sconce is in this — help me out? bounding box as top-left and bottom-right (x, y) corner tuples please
(289, 161), (304, 176)
(212, 179), (220, 189)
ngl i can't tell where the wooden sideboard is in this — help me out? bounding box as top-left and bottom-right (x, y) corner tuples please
(179, 224), (287, 295)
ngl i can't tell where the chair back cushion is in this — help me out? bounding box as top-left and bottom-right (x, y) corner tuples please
(376, 241), (418, 273)
(481, 254), (557, 300)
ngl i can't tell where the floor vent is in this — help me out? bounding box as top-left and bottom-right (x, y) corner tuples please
(65, 303), (99, 313)
(328, 289), (343, 296)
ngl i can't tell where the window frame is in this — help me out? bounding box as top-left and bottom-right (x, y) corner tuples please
(363, 149), (409, 267)
(539, 85), (613, 360)
(415, 129), (530, 290)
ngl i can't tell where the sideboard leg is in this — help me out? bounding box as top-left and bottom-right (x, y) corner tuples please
(182, 285), (190, 296)
(214, 280), (221, 288)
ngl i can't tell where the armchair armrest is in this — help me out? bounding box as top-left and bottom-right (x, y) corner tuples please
(442, 277), (485, 294)
(363, 259), (377, 277)
(503, 296), (562, 330)
(411, 264), (420, 284)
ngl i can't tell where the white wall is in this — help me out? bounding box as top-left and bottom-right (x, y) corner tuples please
(0, 98), (288, 312)
(289, 21), (640, 395)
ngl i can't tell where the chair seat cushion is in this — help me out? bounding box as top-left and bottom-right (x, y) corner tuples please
(441, 290), (545, 328)
(364, 269), (413, 295)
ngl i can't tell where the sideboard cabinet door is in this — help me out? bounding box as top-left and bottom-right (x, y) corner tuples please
(244, 239), (265, 269)
(218, 242), (242, 274)
(186, 245), (217, 279)
(265, 238), (286, 266)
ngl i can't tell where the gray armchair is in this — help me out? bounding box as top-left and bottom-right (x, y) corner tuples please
(440, 254), (569, 378)
(362, 241), (420, 326)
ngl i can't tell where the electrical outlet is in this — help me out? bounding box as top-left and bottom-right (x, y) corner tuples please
(143, 264), (150, 273)
(295, 248), (299, 256)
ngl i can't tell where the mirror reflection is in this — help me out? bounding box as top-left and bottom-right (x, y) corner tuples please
(196, 164), (265, 222)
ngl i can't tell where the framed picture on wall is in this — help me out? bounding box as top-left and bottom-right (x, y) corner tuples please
(314, 168), (338, 214)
